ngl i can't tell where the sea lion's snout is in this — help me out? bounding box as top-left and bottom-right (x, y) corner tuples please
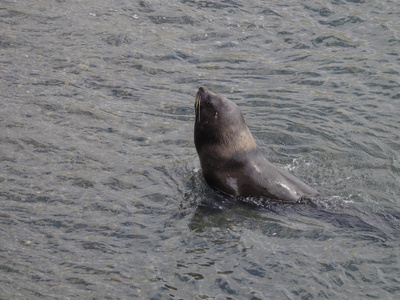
(196, 86), (208, 102)
(195, 87), (206, 122)
(195, 86), (213, 120)
(197, 86), (208, 95)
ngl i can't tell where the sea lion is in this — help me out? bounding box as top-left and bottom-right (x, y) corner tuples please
(194, 86), (319, 203)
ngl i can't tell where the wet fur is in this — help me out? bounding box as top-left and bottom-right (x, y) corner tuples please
(194, 86), (319, 203)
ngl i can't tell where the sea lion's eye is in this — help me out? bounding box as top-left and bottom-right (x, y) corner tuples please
(206, 100), (212, 107)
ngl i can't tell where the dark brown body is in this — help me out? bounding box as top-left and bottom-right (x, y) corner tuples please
(194, 86), (319, 203)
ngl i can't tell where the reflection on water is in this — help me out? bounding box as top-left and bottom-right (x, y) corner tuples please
(1, 0), (400, 299)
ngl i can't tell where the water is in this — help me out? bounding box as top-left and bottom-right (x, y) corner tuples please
(1, 0), (399, 299)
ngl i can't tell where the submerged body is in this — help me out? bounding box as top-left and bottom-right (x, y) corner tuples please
(194, 86), (319, 203)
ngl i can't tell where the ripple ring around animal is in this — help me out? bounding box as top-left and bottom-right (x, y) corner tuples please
(194, 86), (321, 203)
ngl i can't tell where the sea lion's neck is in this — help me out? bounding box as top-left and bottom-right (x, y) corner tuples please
(196, 126), (259, 165)
(221, 124), (258, 155)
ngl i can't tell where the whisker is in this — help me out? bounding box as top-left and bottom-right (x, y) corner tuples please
(195, 94), (201, 122)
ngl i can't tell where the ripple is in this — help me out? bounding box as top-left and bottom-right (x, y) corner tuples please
(1, 0), (400, 299)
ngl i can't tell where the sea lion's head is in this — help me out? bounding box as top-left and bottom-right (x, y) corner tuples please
(194, 86), (257, 157)
(195, 86), (241, 128)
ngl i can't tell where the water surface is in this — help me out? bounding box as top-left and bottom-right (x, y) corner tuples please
(1, 0), (400, 299)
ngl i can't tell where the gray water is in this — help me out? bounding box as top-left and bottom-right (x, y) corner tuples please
(1, 0), (400, 299)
